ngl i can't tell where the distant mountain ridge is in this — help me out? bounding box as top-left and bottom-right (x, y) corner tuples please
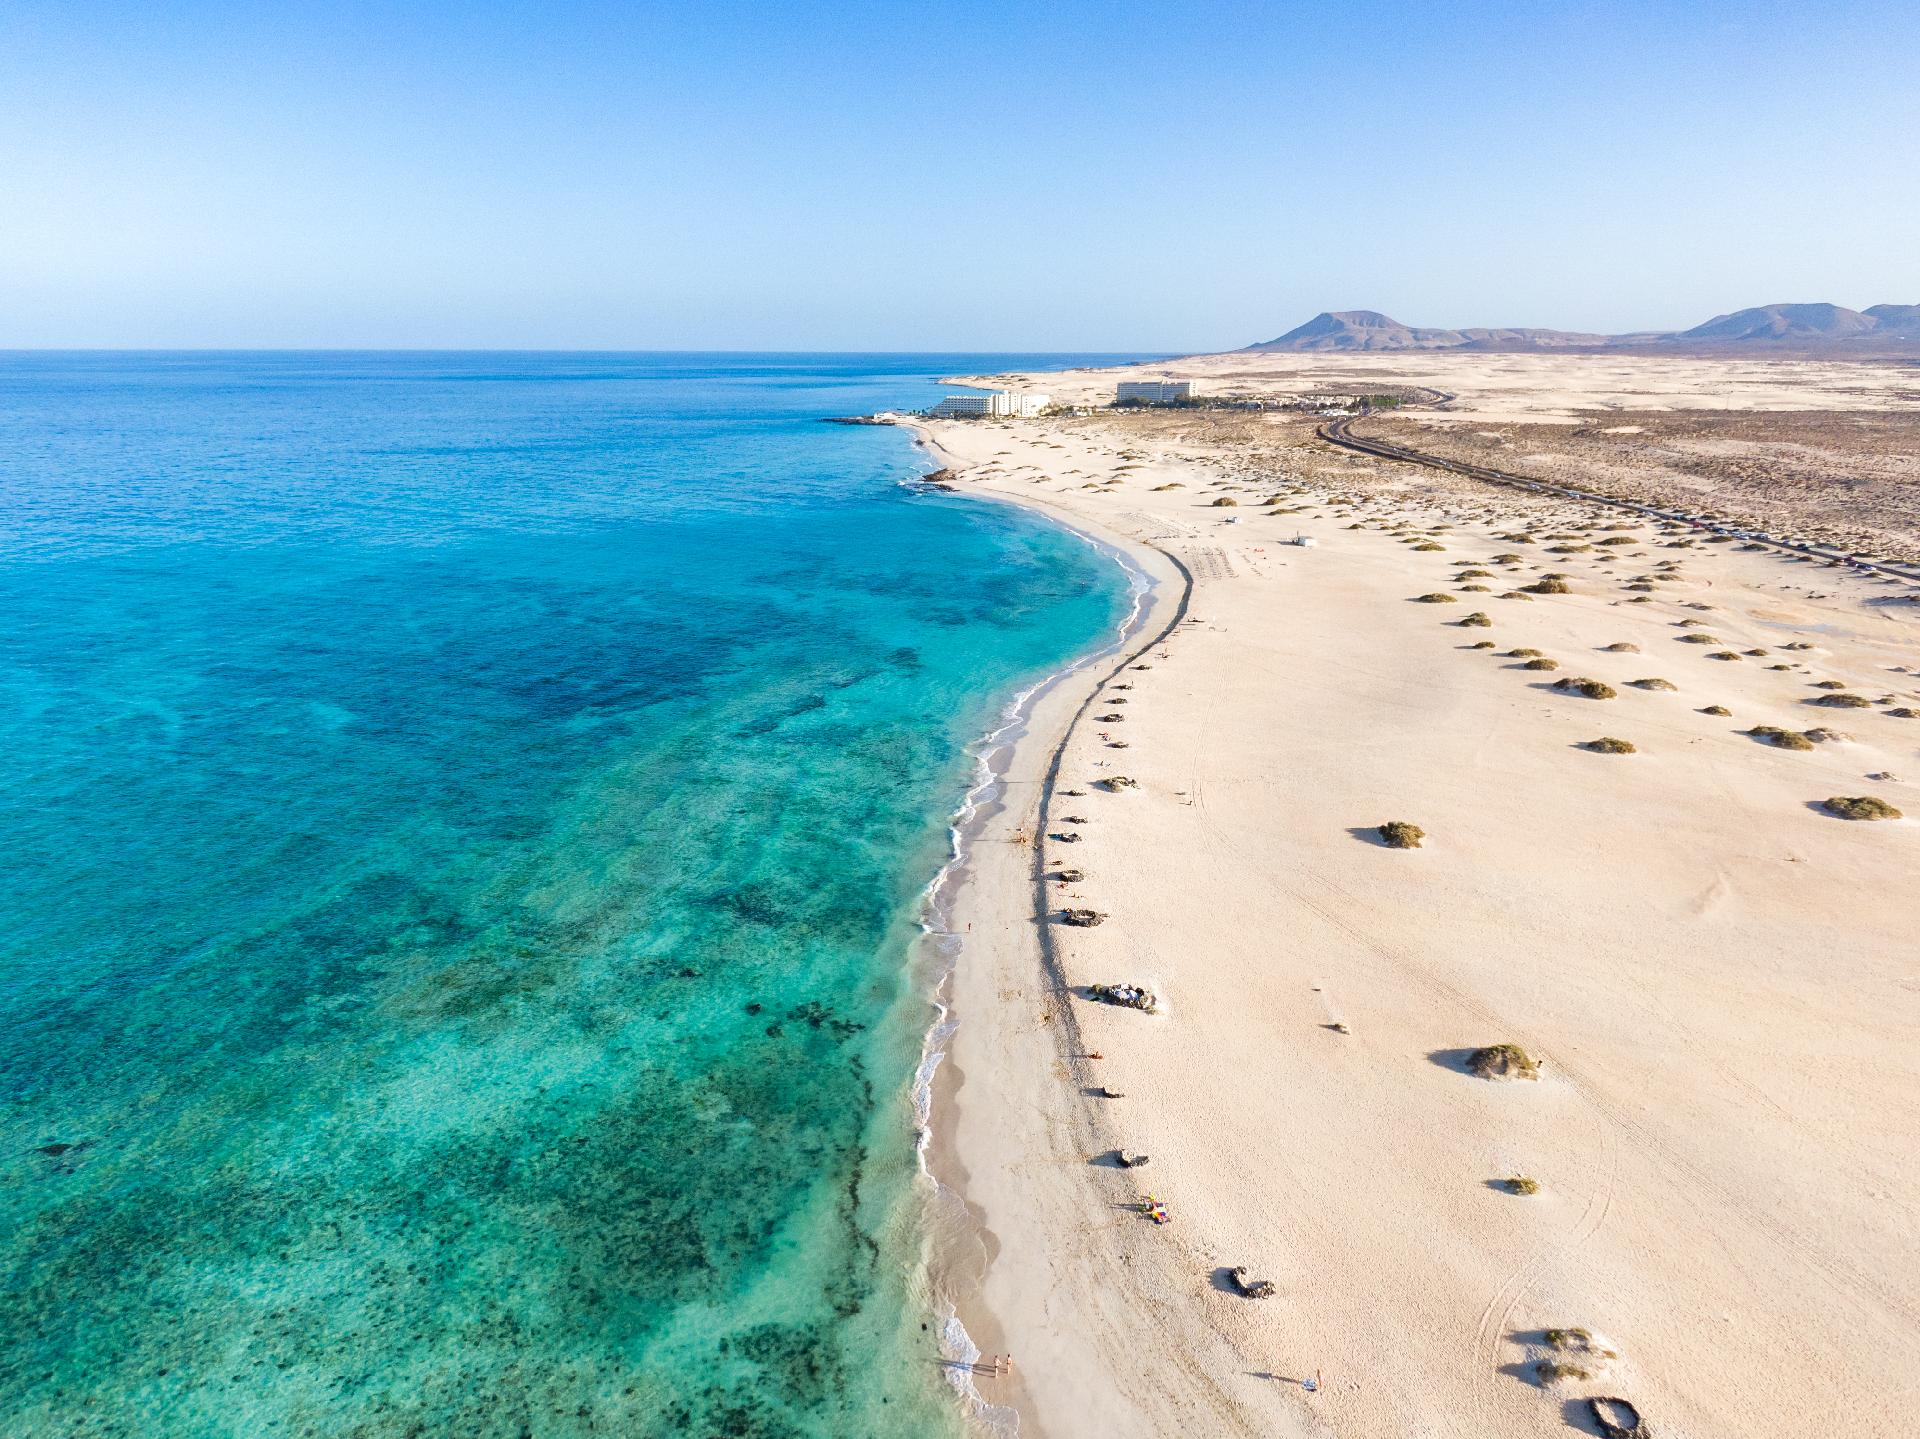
(1250, 303), (1920, 353)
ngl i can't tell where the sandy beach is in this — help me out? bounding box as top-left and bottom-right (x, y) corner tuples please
(919, 354), (1920, 1439)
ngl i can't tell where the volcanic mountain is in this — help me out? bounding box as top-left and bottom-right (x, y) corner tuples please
(1249, 304), (1920, 353)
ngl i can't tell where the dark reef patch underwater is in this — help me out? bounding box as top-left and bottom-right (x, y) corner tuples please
(0, 352), (1133, 1435)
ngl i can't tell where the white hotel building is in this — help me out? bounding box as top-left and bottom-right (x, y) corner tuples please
(929, 390), (1051, 419)
(1115, 380), (1194, 404)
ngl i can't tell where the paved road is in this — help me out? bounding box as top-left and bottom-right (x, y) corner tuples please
(1316, 413), (1920, 589)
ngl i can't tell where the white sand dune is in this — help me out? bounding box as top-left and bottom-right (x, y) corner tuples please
(918, 376), (1920, 1438)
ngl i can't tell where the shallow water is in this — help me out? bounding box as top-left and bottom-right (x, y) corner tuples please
(0, 353), (1134, 1437)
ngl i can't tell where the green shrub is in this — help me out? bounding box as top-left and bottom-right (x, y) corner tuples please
(1745, 725), (1814, 751)
(1535, 1361), (1592, 1382)
(1553, 677), (1617, 700)
(1458, 612), (1493, 627)
(1468, 1043), (1539, 1079)
(1414, 592), (1458, 603)
(1824, 795), (1901, 821)
(1379, 820), (1425, 849)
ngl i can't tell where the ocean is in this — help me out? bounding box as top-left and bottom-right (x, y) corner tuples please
(0, 353), (1138, 1437)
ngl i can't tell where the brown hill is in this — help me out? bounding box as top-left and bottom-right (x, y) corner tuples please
(1249, 304), (1920, 354)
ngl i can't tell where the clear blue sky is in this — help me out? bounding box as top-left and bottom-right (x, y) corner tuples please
(3, 0), (1915, 349)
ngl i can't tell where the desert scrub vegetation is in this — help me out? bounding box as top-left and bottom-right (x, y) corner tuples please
(1468, 1043), (1540, 1080)
(1499, 590), (1535, 601)
(1522, 578), (1570, 595)
(1490, 552), (1524, 564)
(1414, 592), (1458, 603)
(1807, 692), (1872, 708)
(1504, 1176), (1540, 1196)
(1455, 569), (1493, 580)
(1746, 726), (1815, 750)
(1535, 1361), (1593, 1383)
(1629, 678), (1677, 691)
(1465, 640), (1496, 650)
(1210, 497), (1238, 507)
(1582, 737), (1637, 754)
(1601, 642), (1640, 653)
(1411, 541), (1446, 552)
(1520, 658), (1560, 671)
(1459, 584), (1491, 592)
(1505, 648), (1544, 658)
(1553, 677), (1617, 700)
(1378, 820), (1425, 849)
(1545, 1328), (1614, 1356)
(1537, 1328), (1617, 1381)
(1700, 704), (1732, 716)
(1676, 633), (1719, 644)
(1457, 612), (1493, 628)
(1708, 651), (1742, 661)
(1823, 795), (1902, 821)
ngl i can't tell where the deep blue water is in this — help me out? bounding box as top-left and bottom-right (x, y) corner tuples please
(0, 353), (1135, 1437)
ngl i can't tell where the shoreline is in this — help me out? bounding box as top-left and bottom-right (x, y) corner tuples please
(897, 420), (1204, 1436)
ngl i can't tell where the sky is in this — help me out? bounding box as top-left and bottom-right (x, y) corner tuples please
(2, 0), (1916, 350)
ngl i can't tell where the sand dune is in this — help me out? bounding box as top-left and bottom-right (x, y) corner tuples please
(921, 371), (1920, 1438)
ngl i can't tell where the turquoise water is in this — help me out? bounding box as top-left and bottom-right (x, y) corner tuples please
(0, 353), (1134, 1437)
